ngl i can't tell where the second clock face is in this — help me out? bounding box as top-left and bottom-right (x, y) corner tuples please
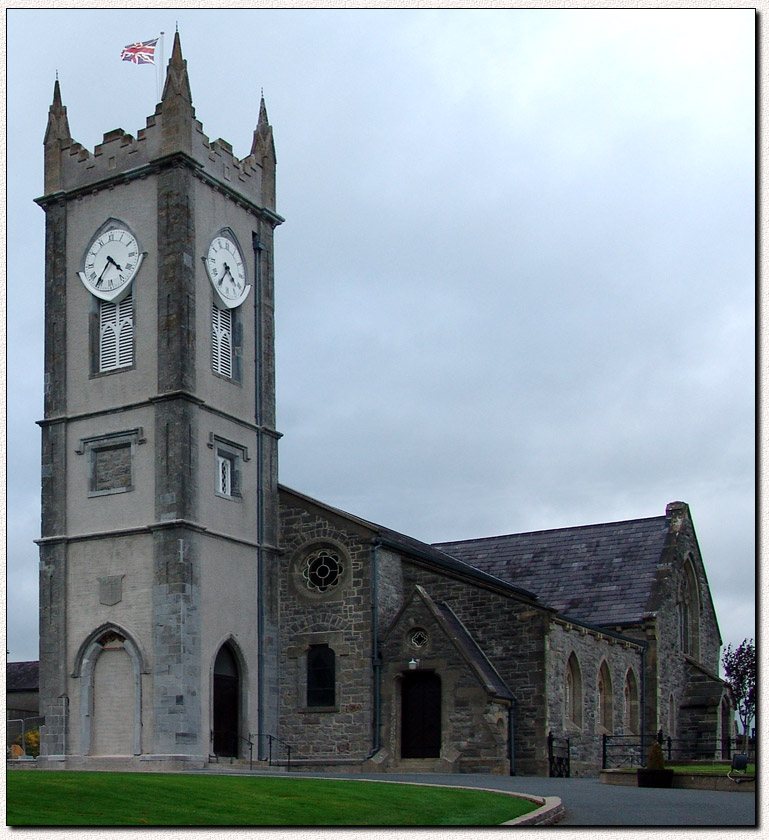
(205, 231), (250, 308)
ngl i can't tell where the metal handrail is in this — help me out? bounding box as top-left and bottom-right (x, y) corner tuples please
(251, 733), (292, 772)
(239, 734), (254, 770)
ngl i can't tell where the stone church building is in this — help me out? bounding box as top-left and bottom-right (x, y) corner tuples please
(35, 35), (731, 776)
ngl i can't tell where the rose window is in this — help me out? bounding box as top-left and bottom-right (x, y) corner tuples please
(302, 549), (344, 593)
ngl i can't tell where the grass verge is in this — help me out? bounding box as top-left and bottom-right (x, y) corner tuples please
(6, 771), (540, 826)
(667, 763), (756, 775)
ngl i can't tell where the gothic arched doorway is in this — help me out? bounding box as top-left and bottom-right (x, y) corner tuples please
(91, 635), (135, 755)
(75, 625), (145, 757)
(213, 643), (240, 757)
(401, 671), (441, 758)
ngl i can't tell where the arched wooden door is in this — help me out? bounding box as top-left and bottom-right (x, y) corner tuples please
(401, 671), (441, 758)
(213, 644), (240, 757)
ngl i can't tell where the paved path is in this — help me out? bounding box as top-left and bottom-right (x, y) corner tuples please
(285, 771), (756, 826)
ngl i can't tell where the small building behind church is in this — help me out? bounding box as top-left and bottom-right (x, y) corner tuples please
(26, 34), (731, 776)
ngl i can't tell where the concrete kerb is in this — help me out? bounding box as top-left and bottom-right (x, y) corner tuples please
(196, 771), (565, 826)
(501, 796), (565, 826)
(309, 778), (565, 826)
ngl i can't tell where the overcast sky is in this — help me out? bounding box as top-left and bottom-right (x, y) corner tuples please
(6, 9), (755, 665)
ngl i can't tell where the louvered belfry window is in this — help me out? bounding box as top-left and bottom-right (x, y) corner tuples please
(99, 293), (134, 372)
(212, 304), (233, 378)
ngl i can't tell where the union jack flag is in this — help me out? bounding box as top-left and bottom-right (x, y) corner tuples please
(121, 38), (158, 65)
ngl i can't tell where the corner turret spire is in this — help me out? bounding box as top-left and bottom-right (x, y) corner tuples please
(44, 78), (71, 146)
(158, 31), (196, 155)
(250, 93), (276, 209)
(161, 30), (193, 106)
(43, 77), (73, 193)
(250, 94), (275, 160)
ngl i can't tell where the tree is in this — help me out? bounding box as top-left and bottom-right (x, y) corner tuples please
(722, 638), (755, 751)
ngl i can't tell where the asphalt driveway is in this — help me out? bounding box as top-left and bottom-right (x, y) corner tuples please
(311, 771), (757, 826)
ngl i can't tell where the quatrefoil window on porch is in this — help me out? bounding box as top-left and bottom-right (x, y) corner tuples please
(302, 549), (344, 593)
(408, 628), (429, 650)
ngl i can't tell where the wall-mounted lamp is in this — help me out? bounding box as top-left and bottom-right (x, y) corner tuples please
(408, 658), (420, 670)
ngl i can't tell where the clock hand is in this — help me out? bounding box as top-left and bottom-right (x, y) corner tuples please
(106, 255), (124, 271)
(95, 260), (110, 288)
(218, 263), (233, 287)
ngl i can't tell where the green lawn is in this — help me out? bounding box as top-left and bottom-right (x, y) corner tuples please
(668, 763), (756, 775)
(6, 771), (539, 826)
(613, 763), (756, 775)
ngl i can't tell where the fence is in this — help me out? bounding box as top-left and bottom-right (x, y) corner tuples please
(6, 716), (45, 759)
(547, 731), (570, 777)
(603, 730), (755, 769)
(601, 734), (645, 769)
(659, 734), (754, 764)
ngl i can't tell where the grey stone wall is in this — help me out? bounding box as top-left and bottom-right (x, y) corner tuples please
(379, 591), (511, 774)
(375, 548), (404, 631)
(156, 164), (196, 395)
(397, 562), (550, 775)
(92, 444), (132, 492)
(278, 497), (376, 760)
(626, 505), (724, 741)
(38, 541), (68, 757)
(546, 621), (644, 775)
(37, 197), (69, 758)
(152, 527), (202, 755)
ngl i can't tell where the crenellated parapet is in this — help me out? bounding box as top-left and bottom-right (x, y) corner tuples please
(41, 32), (277, 217)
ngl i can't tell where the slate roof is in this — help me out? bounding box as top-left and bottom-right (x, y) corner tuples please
(6, 661), (39, 692)
(279, 485), (539, 602)
(433, 515), (671, 628)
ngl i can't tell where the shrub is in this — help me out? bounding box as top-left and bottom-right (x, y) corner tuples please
(25, 728), (40, 758)
(646, 741), (666, 770)
(13, 728), (41, 758)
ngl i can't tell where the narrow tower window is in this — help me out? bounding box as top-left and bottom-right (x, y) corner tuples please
(217, 454), (232, 496)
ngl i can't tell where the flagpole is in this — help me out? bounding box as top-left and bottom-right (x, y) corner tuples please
(156, 32), (165, 102)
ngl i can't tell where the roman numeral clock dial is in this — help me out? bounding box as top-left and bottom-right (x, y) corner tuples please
(204, 230), (251, 309)
(78, 221), (145, 302)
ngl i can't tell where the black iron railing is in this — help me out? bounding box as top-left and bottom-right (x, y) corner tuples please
(659, 734), (752, 764)
(547, 731), (570, 777)
(601, 734), (644, 769)
(252, 733), (292, 771)
(602, 731), (753, 769)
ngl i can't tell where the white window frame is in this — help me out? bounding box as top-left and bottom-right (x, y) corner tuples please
(217, 453), (233, 497)
(209, 434), (249, 501)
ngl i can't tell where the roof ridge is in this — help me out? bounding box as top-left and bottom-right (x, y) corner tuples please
(278, 484), (539, 600)
(433, 514), (668, 547)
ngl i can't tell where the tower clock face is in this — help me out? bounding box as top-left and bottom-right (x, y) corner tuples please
(78, 221), (144, 302)
(205, 230), (251, 309)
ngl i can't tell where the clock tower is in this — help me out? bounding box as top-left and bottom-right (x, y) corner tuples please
(36, 34), (281, 767)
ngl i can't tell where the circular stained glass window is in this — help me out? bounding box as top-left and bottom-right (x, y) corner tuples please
(302, 549), (344, 593)
(408, 628), (429, 649)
